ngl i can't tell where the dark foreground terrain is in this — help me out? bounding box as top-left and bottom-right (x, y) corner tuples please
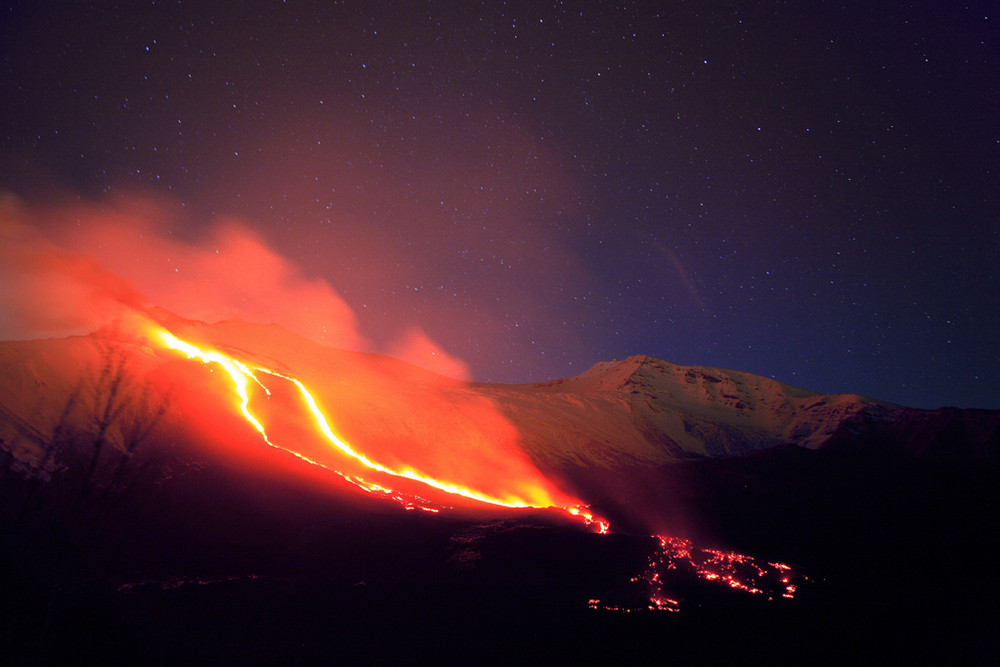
(2, 446), (997, 665)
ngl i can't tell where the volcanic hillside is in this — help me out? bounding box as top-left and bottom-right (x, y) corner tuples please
(2, 314), (995, 511)
(2, 313), (998, 664)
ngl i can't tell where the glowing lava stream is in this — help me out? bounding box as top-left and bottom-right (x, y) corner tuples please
(152, 327), (608, 530)
(151, 326), (807, 608)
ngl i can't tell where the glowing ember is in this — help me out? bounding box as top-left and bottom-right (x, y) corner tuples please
(590, 535), (808, 612)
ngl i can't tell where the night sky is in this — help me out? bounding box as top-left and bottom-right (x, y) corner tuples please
(1, 1), (997, 409)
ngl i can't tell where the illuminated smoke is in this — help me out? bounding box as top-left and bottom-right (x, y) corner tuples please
(387, 326), (471, 380)
(0, 194), (145, 338)
(0, 192), (468, 377)
(0, 194), (363, 348)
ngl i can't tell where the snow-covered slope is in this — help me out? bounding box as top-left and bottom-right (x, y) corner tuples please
(1, 317), (995, 489)
(0, 330), (168, 474)
(480, 354), (899, 468)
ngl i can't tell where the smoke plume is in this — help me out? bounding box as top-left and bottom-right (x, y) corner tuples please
(0, 192), (469, 378)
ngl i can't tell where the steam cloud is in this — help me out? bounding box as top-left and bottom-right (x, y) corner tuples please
(0, 192), (470, 378)
(386, 326), (471, 381)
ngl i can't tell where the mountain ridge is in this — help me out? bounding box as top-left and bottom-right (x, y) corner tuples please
(0, 318), (1000, 480)
(1, 315), (996, 490)
(481, 353), (910, 467)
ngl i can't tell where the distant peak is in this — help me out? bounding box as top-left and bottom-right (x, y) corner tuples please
(622, 354), (659, 366)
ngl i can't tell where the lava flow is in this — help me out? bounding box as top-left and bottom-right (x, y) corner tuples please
(151, 326), (607, 529)
(589, 535), (808, 613)
(149, 324), (810, 610)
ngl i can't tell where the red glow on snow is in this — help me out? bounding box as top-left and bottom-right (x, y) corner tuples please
(151, 326), (603, 525)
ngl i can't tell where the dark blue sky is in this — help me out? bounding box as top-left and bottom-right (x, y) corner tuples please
(2, 1), (997, 408)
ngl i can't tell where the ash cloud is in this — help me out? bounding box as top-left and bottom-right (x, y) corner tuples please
(387, 326), (472, 381)
(0, 194), (145, 339)
(0, 192), (470, 378)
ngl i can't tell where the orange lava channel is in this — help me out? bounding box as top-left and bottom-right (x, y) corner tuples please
(152, 327), (605, 529)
